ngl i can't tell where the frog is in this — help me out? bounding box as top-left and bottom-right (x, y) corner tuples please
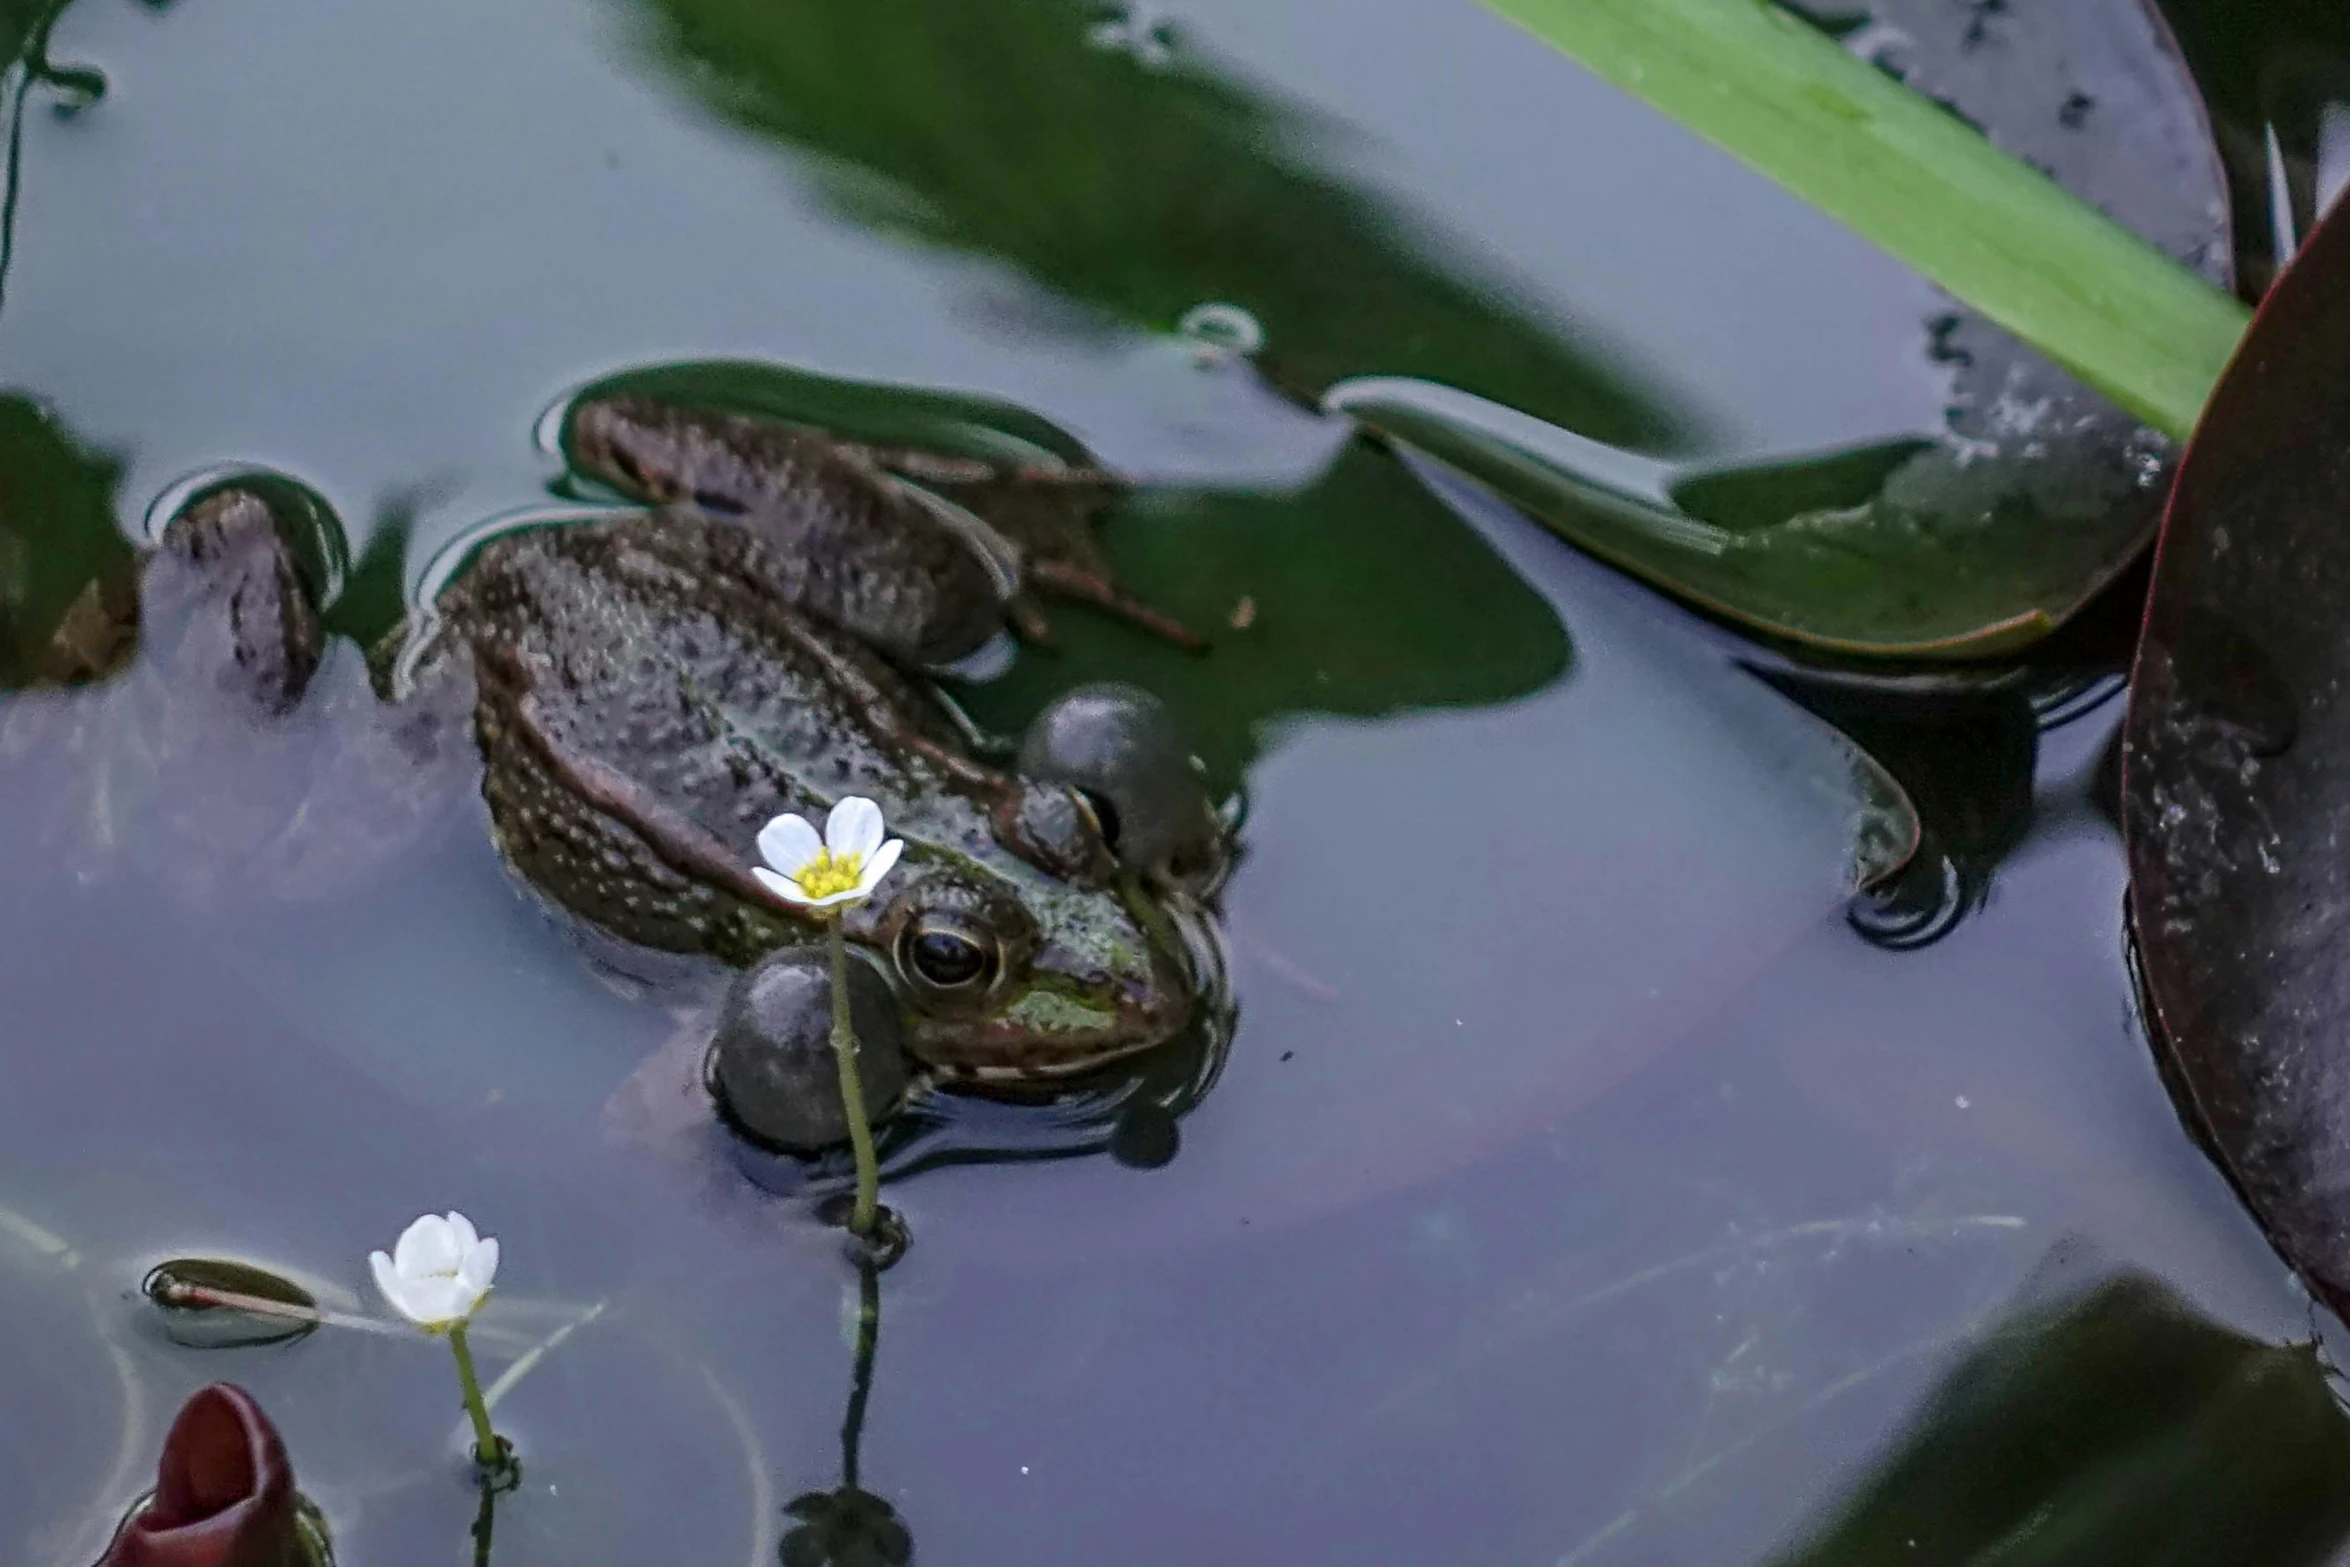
(4, 394), (1227, 1099)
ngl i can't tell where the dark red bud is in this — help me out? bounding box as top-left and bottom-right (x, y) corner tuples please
(99, 1383), (310, 1567)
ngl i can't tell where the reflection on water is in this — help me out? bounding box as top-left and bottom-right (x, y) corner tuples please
(608, 0), (1689, 452)
(2158, 0), (2350, 291)
(779, 1259), (915, 1567)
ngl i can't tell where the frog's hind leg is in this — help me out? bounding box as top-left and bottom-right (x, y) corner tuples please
(901, 476), (1206, 651)
(862, 443), (1207, 651)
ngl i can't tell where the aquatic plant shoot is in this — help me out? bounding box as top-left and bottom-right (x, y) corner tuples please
(756, 798), (908, 1238)
(369, 1211), (508, 1473)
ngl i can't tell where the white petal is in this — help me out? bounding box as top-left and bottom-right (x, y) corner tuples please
(826, 796), (885, 862)
(444, 1211), (479, 1255)
(459, 1236), (500, 1295)
(369, 1251), (413, 1320)
(854, 838), (906, 896)
(800, 886), (865, 908)
(756, 813), (823, 875)
(392, 1214), (457, 1279)
(753, 865), (815, 906)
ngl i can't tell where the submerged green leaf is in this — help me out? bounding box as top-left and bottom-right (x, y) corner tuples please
(1773, 1275), (2350, 1567)
(612, 0), (1694, 451)
(0, 395), (134, 691)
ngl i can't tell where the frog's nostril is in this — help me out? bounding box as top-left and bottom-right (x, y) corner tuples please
(691, 487), (748, 517)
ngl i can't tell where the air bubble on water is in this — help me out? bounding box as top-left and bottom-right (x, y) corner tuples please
(1176, 302), (1264, 364)
(1088, 6), (1179, 69)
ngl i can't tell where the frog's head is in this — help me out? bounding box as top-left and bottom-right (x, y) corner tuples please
(844, 857), (1198, 1083)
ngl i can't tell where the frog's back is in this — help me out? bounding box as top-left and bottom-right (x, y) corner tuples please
(569, 396), (1009, 666)
(451, 515), (1008, 956)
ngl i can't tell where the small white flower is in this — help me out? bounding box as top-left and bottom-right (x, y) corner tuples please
(754, 796), (905, 911)
(370, 1211), (499, 1332)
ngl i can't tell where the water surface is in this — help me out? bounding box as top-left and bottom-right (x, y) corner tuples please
(0, 0), (2333, 1562)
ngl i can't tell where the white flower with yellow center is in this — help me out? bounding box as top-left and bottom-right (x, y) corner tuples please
(755, 796), (905, 911)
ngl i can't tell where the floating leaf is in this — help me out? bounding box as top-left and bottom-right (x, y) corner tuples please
(2123, 192), (2350, 1317)
(1344, 0), (2234, 660)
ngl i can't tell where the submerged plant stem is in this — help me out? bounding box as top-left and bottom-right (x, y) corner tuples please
(447, 1324), (504, 1472)
(830, 922), (882, 1236)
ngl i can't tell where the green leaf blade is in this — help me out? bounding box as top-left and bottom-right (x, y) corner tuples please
(1477, 0), (2250, 439)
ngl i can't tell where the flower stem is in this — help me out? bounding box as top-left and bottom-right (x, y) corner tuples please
(447, 1324), (504, 1470)
(830, 922), (881, 1236)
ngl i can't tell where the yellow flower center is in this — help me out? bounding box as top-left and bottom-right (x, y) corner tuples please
(792, 848), (866, 900)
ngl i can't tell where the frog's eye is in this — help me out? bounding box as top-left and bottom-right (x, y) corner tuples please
(897, 913), (1001, 1000)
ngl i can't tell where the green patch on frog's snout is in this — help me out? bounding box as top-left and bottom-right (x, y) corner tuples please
(926, 939), (1190, 1084)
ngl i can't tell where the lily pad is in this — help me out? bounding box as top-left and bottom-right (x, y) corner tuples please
(1339, 0), (2231, 660)
(2123, 193), (2350, 1316)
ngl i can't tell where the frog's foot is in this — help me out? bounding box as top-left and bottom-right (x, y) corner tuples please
(1024, 557), (1207, 651)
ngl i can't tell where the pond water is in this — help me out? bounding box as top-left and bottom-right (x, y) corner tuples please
(2, 0), (2346, 1562)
